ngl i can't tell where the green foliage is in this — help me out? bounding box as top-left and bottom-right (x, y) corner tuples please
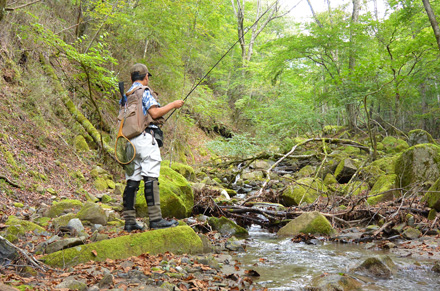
(206, 133), (259, 158)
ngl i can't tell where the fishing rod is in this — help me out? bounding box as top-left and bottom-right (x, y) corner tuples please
(165, 0), (280, 122)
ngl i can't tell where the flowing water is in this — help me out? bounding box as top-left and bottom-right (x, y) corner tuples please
(234, 225), (440, 290)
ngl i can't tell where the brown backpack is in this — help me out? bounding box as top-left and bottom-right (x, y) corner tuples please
(118, 86), (164, 139)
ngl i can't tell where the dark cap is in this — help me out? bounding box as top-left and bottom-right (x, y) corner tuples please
(130, 63), (152, 78)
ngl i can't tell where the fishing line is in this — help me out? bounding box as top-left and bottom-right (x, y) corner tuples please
(165, 0), (281, 122)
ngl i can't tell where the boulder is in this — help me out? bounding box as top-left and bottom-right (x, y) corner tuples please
(41, 226), (204, 268)
(353, 256), (396, 279)
(250, 159), (272, 170)
(334, 158), (359, 183)
(52, 213), (76, 231)
(135, 165), (194, 219)
(382, 136), (409, 153)
(402, 227), (421, 240)
(74, 135), (89, 152)
(55, 279), (87, 291)
(5, 216), (46, 237)
(361, 156), (397, 186)
(296, 165), (315, 178)
(422, 178), (440, 211)
(367, 174), (398, 205)
(76, 202), (108, 225)
(241, 171), (264, 181)
(407, 129), (435, 147)
(208, 216), (248, 237)
(343, 181), (369, 196)
(163, 160), (196, 182)
(309, 273), (363, 290)
(323, 173), (338, 185)
(0, 238), (18, 263)
(395, 144), (440, 188)
(277, 211), (336, 237)
(47, 199), (83, 218)
(281, 178), (327, 206)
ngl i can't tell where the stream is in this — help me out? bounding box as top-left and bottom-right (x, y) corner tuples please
(233, 225), (440, 290)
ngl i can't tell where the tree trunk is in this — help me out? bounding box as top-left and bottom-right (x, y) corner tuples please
(346, 0), (360, 130)
(39, 53), (115, 159)
(422, 0), (440, 52)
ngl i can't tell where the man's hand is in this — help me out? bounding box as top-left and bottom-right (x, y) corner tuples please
(172, 100), (184, 109)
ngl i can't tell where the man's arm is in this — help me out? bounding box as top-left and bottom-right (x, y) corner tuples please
(148, 100), (184, 119)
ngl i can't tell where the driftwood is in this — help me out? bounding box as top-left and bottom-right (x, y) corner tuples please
(0, 235), (49, 272)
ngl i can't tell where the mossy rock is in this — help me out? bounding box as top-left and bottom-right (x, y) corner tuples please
(309, 273), (363, 290)
(408, 129), (435, 147)
(281, 178), (327, 206)
(296, 165), (315, 178)
(5, 216), (45, 237)
(135, 165), (194, 219)
(422, 178), (440, 211)
(47, 199), (83, 218)
(162, 160), (196, 182)
(323, 173), (338, 185)
(343, 181), (369, 196)
(41, 226), (203, 268)
(277, 211), (336, 236)
(34, 217), (51, 227)
(334, 158), (359, 183)
(94, 178), (109, 191)
(367, 174), (398, 205)
(395, 144), (440, 188)
(74, 135), (89, 152)
(382, 136), (409, 153)
(76, 202), (108, 225)
(353, 256), (396, 279)
(52, 213), (76, 231)
(207, 216), (248, 237)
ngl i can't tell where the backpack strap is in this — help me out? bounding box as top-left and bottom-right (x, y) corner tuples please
(126, 85), (150, 97)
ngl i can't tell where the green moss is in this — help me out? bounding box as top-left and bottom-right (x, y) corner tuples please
(135, 166), (194, 219)
(41, 226), (203, 268)
(428, 209), (437, 220)
(106, 179), (115, 189)
(48, 199), (83, 218)
(29, 170), (48, 181)
(367, 174), (398, 205)
(13, 202), (24, 208)
(422, 178), (440, 211)
(343, 181), (369, 196)
(395, 144), (440, 188)
(297, 165), (315, 178)
(278, 211), (336, 236)
(35, 217), (51, 227)
(208, 216), (248, 237)
(16, 285), (33, 291)
(94, 178), (109, 191)
(282, 178), (327, 206)
(6, 216), (45, 236)
(162, 160), (196, 182)
(323, 125), (344, 135)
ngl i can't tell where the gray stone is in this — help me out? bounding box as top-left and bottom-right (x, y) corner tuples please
(76, 202), (108, 225)
(98, 273), (114, 288)
(408, 129), (435, 147)
(403, 227), (421, 240)
(0, 238), (18, 263)
(67, 218), (85, 233)
(55, 279), (87, 291)
(353, 256), (396, 279)
(45, 237), (85, 254)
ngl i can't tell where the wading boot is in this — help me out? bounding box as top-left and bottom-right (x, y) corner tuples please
(122, 180), (144, 232)
(144, 177), (178, 229)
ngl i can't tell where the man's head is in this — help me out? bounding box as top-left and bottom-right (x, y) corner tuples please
(130, 63), (152, 84)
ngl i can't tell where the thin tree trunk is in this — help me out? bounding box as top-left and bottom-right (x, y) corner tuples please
(346, 0), (360, 130)
(39, 54), (115, 159)
(0, 0), (6, 21)
(306, 0), (323, 27)
(422, 0), (440, 52)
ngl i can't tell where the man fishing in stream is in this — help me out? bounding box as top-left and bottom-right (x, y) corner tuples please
(119, 63), (184, 232)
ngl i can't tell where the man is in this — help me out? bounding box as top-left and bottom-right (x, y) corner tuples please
(121, 63), (184, 232)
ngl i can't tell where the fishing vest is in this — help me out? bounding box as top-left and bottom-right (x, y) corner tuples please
(118, 86), (164, 139)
